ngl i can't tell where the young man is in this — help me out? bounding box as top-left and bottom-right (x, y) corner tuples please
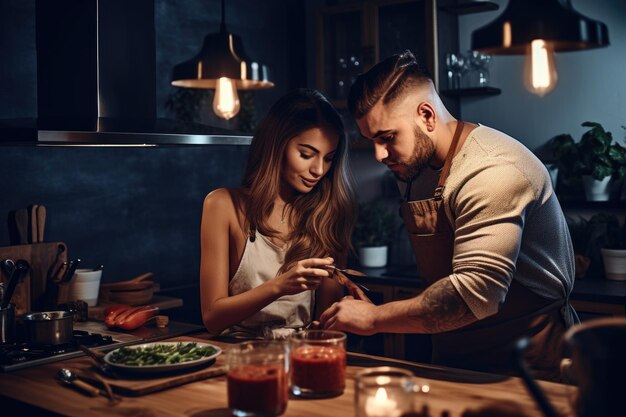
(320, 51), (577, 381)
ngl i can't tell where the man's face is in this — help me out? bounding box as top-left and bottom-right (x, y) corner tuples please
(356, 98), (435, 182)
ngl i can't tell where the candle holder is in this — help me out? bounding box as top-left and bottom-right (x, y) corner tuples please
(355, 367), (427, 417)
(290, 330), (347, 398)
(226, 340), (290, 417)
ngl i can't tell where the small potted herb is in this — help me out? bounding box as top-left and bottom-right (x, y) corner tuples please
(550, 122), (626, 201)
(353, 200), (396, 267)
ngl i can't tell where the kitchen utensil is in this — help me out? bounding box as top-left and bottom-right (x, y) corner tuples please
(30, 204), (38, 243)
(21, 310), (74, 346)
(326, 265), (370, 292)
(79, 344), (120, 379)
(0, 260), (28, 309)
(57, 368), (101, 397)
(36, 205), (47, 242)
(1, 259), (15, 278)
(0, 242), (67, 315)
(0, 303), (16, 344)
(14, 208), (29, 244)
(101, 272), (154, 291)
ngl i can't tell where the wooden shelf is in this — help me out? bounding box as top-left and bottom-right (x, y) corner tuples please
(440, 1), (499, 15)
(441, 86), (501, 97)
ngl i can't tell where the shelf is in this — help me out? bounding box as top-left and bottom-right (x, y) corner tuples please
(558, 200), (626, 210)
(441, 86), (501, 97)
(440, 1), (499, 15)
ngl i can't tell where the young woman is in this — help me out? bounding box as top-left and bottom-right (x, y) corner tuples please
(200, 89), (357, 338)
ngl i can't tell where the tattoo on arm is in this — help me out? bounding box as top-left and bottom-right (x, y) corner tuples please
(409, 278), (477, 333)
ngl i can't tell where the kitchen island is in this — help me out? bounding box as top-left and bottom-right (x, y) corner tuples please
(0, 333), (574, 417)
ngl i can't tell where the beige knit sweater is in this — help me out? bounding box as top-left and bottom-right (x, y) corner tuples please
(402, 125), (576, 323)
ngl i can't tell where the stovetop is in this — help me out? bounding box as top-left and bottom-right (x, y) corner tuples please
(0, 321), (143, 372)
(0, 320), (204, 372)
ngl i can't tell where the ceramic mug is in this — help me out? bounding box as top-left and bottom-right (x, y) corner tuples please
(561, 317), (626, 417)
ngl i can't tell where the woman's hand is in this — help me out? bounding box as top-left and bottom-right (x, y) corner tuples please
(274, 257), (334, 295)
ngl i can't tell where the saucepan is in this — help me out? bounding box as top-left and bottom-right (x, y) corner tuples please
(20, 311), (74, 346)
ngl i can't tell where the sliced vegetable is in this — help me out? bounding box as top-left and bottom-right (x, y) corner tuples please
(107, 342), (218, 366)
(103, 304), (159, 330)
(116, 305), (159, 330)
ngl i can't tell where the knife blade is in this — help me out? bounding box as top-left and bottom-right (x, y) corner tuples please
(325, 265), (370, 292)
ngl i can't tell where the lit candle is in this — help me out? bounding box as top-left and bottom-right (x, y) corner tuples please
(364, 387), (400, 417)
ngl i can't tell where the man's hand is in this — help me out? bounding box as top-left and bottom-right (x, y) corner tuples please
(319, 297), (378, 335)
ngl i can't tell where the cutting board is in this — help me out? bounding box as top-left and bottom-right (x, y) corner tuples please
(78, 337), (226, 396)
(0, 242), (67, 314)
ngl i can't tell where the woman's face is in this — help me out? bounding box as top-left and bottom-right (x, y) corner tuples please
(281, 126), (339, 194)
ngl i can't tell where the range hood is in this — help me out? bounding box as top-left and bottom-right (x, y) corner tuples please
(0, 0), (251, 146)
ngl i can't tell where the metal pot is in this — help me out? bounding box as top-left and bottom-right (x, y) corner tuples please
(0, 303), (16, 344)
(20, 311), (73, 346)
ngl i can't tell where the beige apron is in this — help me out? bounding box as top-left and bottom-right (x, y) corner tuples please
(400, 121), (566, 381)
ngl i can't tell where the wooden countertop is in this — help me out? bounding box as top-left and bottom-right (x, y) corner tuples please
(0, 333), (575, 417)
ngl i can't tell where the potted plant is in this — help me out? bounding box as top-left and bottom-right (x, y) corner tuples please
(593, 213), (626, 281)
(353, 200), (396, 268)
(550, 122), (626, 201)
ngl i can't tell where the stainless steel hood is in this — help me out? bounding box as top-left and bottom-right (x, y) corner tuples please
(2, 0), (251, 146)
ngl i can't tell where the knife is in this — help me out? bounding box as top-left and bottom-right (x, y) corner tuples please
(78, 345), (120, 379)
(325, 265), (370, 292)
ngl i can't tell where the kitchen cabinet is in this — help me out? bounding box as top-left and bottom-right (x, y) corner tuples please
(315, 0), (437, 107)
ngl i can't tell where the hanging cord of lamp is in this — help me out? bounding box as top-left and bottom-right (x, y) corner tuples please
(471, 0), (609, 96)
(171, 0), (274, 119)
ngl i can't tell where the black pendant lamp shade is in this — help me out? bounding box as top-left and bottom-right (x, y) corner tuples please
(472, 0), (610, 55)
(171, 1), (274, 90)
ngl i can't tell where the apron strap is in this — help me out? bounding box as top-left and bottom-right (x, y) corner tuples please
(403, 120), (465, 202)
(434, 121), (465, 200)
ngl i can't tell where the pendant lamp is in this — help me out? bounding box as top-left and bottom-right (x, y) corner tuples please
(471, 0), (609, 96)
(171, 0), (274, 120)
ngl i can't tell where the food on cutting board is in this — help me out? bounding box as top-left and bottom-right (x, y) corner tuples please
(103, 304), (160, 330)
(107, 342), (218, 366)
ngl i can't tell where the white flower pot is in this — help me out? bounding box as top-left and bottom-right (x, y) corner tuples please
(358, 246), (388, 268)
(601, 248), (626, 281)
(582, 176), (611, 201)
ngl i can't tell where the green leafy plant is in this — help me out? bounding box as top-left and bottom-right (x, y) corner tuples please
(550, 121), (626, 181)
(353, 200), (396, 247)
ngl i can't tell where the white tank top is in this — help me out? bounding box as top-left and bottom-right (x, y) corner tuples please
(222, 231), (315, 339)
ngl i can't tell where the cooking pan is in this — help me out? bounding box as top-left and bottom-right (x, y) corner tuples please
(20, 311), (73, 346)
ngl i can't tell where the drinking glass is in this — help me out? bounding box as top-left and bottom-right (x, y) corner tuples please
(467, 50), (492, 87)
(355, 367), (428, 417)
(227, 340), (289, 417)
(290, 330), (346, 398)
(445, 52), (466, 89)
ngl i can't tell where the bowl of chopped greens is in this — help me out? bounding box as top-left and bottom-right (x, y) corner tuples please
(104, 341), (222, 374)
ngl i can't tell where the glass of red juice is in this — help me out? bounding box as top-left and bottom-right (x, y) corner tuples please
(227, 340), (289, 417)
(290, 330), (347, 398)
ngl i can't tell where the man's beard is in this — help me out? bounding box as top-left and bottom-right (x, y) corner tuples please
(390, 126), (435, 182)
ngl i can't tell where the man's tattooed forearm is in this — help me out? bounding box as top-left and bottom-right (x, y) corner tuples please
(409, 278), (477, 333)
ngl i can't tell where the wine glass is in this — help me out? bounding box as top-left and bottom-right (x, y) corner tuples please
(467, 51), (492, 87)
(445, 52), (466, 89)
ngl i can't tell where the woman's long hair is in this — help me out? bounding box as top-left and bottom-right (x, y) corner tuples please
(242, 88), (357, 272)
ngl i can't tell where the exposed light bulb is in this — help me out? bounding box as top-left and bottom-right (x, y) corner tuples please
(213, 77), (240, 120)
(523, 39), (558, 97)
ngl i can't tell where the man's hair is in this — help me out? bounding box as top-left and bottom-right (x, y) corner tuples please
(347, 50), (432, 119)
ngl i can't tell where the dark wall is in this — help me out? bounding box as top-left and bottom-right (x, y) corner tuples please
(0, 145), (249, 323)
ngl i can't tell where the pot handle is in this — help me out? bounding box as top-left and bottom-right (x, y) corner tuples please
(513, 338), (562, 417)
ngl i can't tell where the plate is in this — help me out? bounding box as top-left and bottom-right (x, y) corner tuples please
(103, 341), (222, 375)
